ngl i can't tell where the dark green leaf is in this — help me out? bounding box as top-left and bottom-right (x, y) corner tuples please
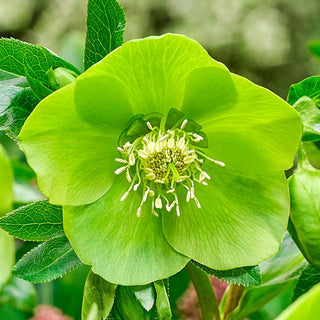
(13, 236), (82, 282)
(0, 70), (28, 87)
(192, 261), (261, 287)
(84, 0), (126, 69)
(287, 76), (320, 107)
(309, 40), (320, 59)
(0, 276), (37, 312)
(0, 200), (63, 241)
(132, 284), (155, 312)
(154, 280), (172, 320)
(292, 264), (320, 302)
(292, 97), (320, 141)
(0, 85), (39, 139)
(0, 38), (79, 79)
(82, 270), (117, 320)
(115, 286), (153, 320)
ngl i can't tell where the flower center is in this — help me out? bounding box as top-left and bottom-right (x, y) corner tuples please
(115, 119), (225, 217)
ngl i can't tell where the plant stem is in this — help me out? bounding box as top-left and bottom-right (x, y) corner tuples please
(223, 284), (244, 319)
(186, 262), (221, 320)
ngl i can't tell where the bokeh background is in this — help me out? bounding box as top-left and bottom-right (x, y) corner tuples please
(0, 1), (319, 319)
(1, 0), (320, 98)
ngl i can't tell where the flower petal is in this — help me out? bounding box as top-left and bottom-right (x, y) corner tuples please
(77, 34), (226, 117)
(181, 66), (237, 122)
(184, 72), (302, 174)
(19, 83), (119, 206)
(162, 162), (289, 269)
(75, 75), (135, 130)
(63, 175), (189, 285)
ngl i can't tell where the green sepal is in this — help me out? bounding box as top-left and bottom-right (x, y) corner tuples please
(47, 67), (77, 90)
(115, 286), (154, 320)
(84, 0), (126, 70)
(292, 264), (320, 302)
(82, 270), (117, 320)
(292, 97), (320, 141)
(287, 76), (320, 107)
(154, 280), (172, 320)
(192, 262), (261, 287)
(132, 284), (155, 312)
(0, 200), (63, 242)
(13, 236), (82, 283)
(288, 154), (320, 269)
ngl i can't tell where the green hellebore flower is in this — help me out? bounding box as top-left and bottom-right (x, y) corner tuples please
(19, 34), (302, 285)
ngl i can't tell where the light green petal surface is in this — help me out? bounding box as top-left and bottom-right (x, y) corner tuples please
(75, 75), (134, 130)
(77, 34), (226, 117)
(63, 175), (189, 285)
(162, 161), (289, 269)
(19, 83), (119, 206)
(184, 73), (302, 174)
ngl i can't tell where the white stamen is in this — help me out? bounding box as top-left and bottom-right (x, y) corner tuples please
(194, 197), (201, 208)
(143, 188), (149, 202)
(152, 210), (159, 217)
(177, 137), (185, 149)
(120, 191), (129, 201)
(180, 119), (188, 130)
(167, 138), (175, 149)
(176, 205), (181, 217)
(115, 158), (127, 163)
(155, 197), (162, 209)
(137, 206), (142, 217)
(147, 122), (153, 130)
(167, 188), (175, 194)
(117, 147), (124, 153)
(123, 141), (132, 151)
(190, 187), (195, 199)
(143, 137), (148, 143)
(213, 160), (225, 167)
(186, 191), (191, 202)
(159, 134), (169, 142)
(146, 173), (156, 180)
(129, 153), (135, 166)
(133, 183), (140, 191)
(115, 166), (127, 175)
(193, 133), (204, 142)
(149, 190), (155, 197)
(138, 150), (149, 159)
(202, 171), (211, 180)
(126, 170), (132, 183)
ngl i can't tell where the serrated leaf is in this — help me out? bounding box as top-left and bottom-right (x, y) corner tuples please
(0, 38), (79, 80)
(292, 264), (320, 302)
(82, 270), (117, 320)
(0, 70), (28, 87)
(0, 276), (37, 312)
(154, 280), (172, 320)
(192, 261), (261, 287)
(0, 85), (39, 139)
(84, 0), (126, 70)
(13, 236), (82, 283)
(0, 200), (63, 242)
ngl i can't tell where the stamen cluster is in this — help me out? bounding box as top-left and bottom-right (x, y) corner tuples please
(115, 120), (225, 217)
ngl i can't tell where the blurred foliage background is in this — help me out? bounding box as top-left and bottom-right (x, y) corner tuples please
(0, 0), (320, 98)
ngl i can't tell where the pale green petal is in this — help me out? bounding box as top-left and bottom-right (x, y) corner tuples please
(75, 75), (135, 130)
(78, 34), (226, 116)
(19, 83), (119, 206)
(199, 74), (302, 174)
(64, 175), (189, 285)
(162, 162), (289, 269)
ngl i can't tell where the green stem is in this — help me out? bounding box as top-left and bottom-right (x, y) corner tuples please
(223, 284), (244, 319)
(186, 262), (221, 320)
